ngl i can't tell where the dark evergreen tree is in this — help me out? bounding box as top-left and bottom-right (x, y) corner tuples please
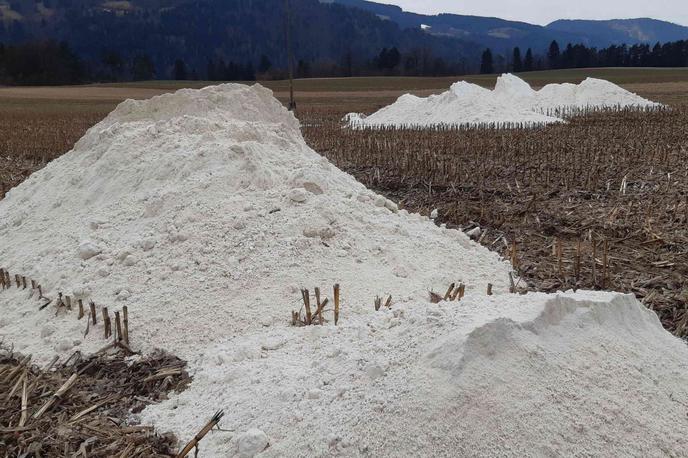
(480, 48), (494, 74)
(341, 51), (354, 77)
(512, 47), (523, 72)
(1, 40), (82, 85)
(377, 47), (401, 71)
(404, 52), (419, 75)
(561, 43), (576, 68)
(102, 50), (124, 81)
(206, 60), (217, 80)
(524, 48), (534, 71)
(296, 59), (310, 78)
(242, 61), (255, 80)
(0, 42), (5, 80)
(173, 59), (187, 80)
(547, 40), (561, 69)
(387, 47), (401, 69)
(432, 57), (448, 76)
(131, 54), (154, 81)
(257, 54), (272, 74)
(651, 43), (662, 66)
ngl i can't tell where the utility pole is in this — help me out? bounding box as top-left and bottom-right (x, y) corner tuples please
(285, 0), (296, 111)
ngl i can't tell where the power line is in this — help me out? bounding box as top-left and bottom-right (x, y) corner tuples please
(285, 0), (296, 111)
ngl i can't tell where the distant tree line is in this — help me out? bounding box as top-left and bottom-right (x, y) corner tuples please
(0, 41), (469, 85)
(255, 47), (469, 79)
(480, 39), (688, 74)
(2, 38), (688, 85)
(0, 41), (82, 85)
(0, 0), (481, 84)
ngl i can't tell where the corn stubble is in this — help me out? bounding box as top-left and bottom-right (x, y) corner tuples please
(303, 105), (688, 337)
(0, 88), (686, 455)
(1, 98), (687, 337)
(0, 345), (190, 457)
(0, 109), (104, 198)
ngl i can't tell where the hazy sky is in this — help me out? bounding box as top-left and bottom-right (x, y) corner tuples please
(382, 1), (687, 26)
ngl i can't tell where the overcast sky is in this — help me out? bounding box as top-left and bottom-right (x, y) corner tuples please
(382, 1), (688, 26)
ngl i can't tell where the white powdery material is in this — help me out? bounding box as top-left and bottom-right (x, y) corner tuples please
(0, 83), (510, 364)
(140, 291), (688, 457)
(1, 83), (687, 457)
(0, 83), (510, 362)
(347, 73), (660, 128)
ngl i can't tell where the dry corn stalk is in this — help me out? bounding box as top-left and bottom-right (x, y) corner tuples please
(292, 286), (331, 326)
(33, 372), (79, 419)
(334, 284), (340, 325)
(176, 410), (225, 458)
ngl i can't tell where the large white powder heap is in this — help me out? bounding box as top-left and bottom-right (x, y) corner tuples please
(1, 84), (687, 457)
(347, 73), (660, 128)
(0, 83), (510, 359)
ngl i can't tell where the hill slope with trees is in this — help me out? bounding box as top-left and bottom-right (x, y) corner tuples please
(0, 0), (479, 83)
(1, 0), (687, 84)
(330, 0), (688, 51)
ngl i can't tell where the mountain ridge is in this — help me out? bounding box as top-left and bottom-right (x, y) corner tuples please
(547, 18), (688, 45)
(328, 0), (688, 52)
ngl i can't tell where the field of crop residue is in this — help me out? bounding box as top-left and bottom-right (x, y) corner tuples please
(3, 68), (688, 457)
(2, 68), (688, 336)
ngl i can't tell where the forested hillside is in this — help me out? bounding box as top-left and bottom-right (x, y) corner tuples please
(1, 0), (687, 85)
(547, 19), (688, 46)
(0, 0), (478, 82)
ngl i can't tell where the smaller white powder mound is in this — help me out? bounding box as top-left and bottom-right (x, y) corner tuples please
(139, 291), (688, 457)
(347, 73), (660, 128)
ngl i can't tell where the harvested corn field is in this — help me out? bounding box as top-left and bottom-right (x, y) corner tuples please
(1, 71), (688, 456)
(304, 103), (688, 336)
(0, 102), (106, 199)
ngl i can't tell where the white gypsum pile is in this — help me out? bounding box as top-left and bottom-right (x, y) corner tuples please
(346, 73), (660, 128)
(0, 83), (511, 361)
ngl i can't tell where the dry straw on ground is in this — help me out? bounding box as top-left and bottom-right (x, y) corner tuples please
(0, 345), (190, 457)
